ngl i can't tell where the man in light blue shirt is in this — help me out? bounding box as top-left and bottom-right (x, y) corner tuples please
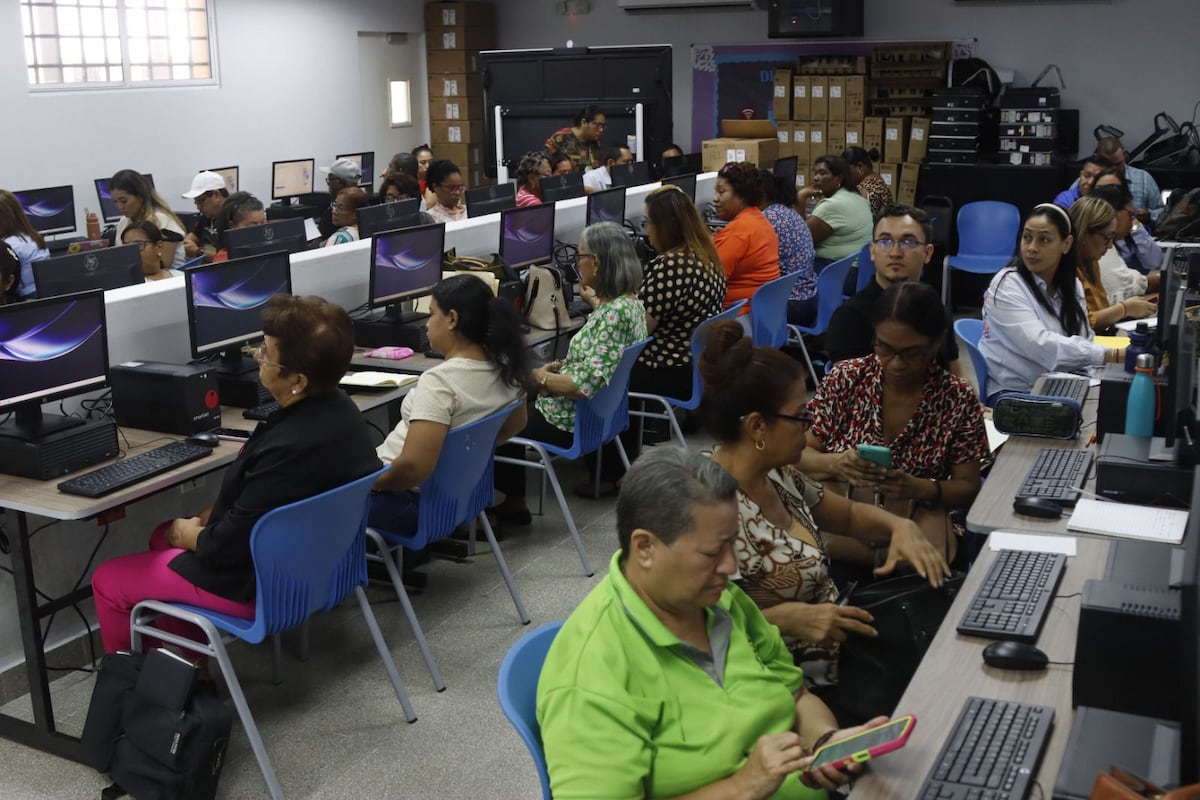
(583, 145), (633, 193)
(1096, 136), (1164, 225)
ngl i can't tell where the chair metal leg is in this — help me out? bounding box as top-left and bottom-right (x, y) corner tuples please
(615, 436), (631, 471)
(352, 586), (418, 723)
(498, 443), (593, 577)
(942, 257), (951, 309)
(298, 620), (310, 663)
(629, 392), (687, 448)
(270, 634), (282, 686)
(478, 513), (531, 625)
(365, 529), (446, 691)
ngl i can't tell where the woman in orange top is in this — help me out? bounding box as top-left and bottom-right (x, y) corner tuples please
(713, 162), (781, 313)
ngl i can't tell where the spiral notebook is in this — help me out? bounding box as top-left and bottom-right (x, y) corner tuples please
(1066, 498), (1188, 545)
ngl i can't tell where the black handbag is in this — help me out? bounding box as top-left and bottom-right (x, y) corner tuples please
(834, 571), (966, 723)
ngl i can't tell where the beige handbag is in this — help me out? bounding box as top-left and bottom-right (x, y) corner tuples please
(524, 264), (570, 332)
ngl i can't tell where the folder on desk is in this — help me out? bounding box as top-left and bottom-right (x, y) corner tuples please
(339, 372), (419, 390)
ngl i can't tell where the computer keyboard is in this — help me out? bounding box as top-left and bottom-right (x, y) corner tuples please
(1035, 375), (1089, 405)
(957, 549), (1066, 642)
(243, 400), (281, 421)
(58, 441), (214, 498)
(1016, 448), (1092, 507)
(918, 696), (1053, 800)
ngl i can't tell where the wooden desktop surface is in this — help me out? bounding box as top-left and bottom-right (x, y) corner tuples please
(849, 537), (1110, 797)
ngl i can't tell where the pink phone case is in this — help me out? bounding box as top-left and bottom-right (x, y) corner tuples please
(803, 715), (917, 774)
(364, 346), (414, 360)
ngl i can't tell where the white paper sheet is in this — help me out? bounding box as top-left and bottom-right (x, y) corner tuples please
(988, 531), (1077, 556)
(1067, 498), (1188, 544)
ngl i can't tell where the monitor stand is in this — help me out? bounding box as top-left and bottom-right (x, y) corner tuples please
(0, 404), (85, 440)
(213, 350), (265, 409)
(353, 305), (430, 350)
(0, 404), (118, 480)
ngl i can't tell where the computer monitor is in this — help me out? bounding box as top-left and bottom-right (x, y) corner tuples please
(33, 244), (143, 299)
(1180, 467), (1200, 782)
(662, 153), (703, 178)
(336, 152), (375, 188)
(662, 173), (697, 203)
(357, 199), (421, 240)
(1157, 251), (1183, 350)
(465, 183), (517, 219)
(609, 162), (651, 189)
(587, 186), (627, 226)
(185, 251), (292, 368)
(93, 174), (153, 224)
(271, 158), (315, 202)
(0, 290), (108, 441)
(206, 166), (239, 193)
(773, 156), (799, 190)
(369, 223), (446, 320)
(14, 186), (76, 236)
(224, 217), (308, 260)
(539, 173), (585, 203)
(1161, 288), (1198, 453)
(499, 204), (556, 271)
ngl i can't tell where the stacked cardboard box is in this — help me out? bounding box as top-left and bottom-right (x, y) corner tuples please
(774, 59), (866, 188)
(425, 2), (494, 185)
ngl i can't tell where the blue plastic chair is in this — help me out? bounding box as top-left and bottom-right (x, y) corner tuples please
(941, 201), (1020, 309)
(497, 621), (563, 800)
(178, 254), (207, 270)
(954, 317), (990, 403)
(750, 270), (805, 349)
(628, 300), (745, 448)
(366, 401), (529, 691)
(130, 467), (415, 800)
(495, 338), (650, 577)
(788, 251), (856, 386)
(853, 241), (875, 294)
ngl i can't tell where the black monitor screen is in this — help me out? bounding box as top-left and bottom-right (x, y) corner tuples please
(358, 199), (421, 239)
(662, 153), (703, 178)
(662, 173), (697, 203)
(1158, 252), (1183, 349)
(207, 166), (239, 193)
(540, 173), (585, 203)
(185, 252), (292, 358)
(370, 223), (446, 307)
(272, 158), (315, 200)
(1164, 290), (1197, 450)
(587, 187), (627, 226)
(500, 204), (556, 270)
(0, 291), (108, 411)
(610, 162), (651, 189)
(15, 186), (76, 236)
(93, 179), (121, 224)
(466, 183), (517, 218)
(773, 156), (798, 190)
(33, 244), (144, 299)
(1181, 468), (1200, 782)
(336, 152), (375, 187)
(225, 217), (307, 259)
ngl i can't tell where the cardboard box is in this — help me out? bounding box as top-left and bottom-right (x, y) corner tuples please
(863, 117), (884, 154)
(431, 120), (484, 144)
(845, 122), (863, 150)
(827, 77), (846, 122)
(828, 121), (846, 154)
(426, 26), (495, 52)
(792, 77), (810, 121)
(792, 123), (808, 165)
(700, 125), (780, 172)
(846, 76), (865, 121)
(794, 170), (809, 192)
(433, 142), (484, 170)
(878, 163), (898, 192)
(773, 69), (793, 122)
(777, 126), (792, 158)
(907, 117), (931, 162)
(808, 122), (828, 159)
(430, 96), (483, 121)
(424, 2), (496, 32)
(809, 76), (828, 120)
(884, 117), (909, 164)
(427, 49), (479, 74)
(428, 74), (482, 99)
(897, 162), (921, 204)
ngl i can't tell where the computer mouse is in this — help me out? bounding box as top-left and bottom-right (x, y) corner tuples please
(185, 431), (220, 448)
(982, 640), (1049, 671)
(1012, 495), (1064, 520)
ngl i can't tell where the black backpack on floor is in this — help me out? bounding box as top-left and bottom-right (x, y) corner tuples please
(82, 649), (233, 800)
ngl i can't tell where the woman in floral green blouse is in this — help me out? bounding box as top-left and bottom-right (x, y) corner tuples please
(494, 222), (648, 519)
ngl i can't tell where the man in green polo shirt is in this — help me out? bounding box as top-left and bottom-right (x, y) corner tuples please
(536, 448), (886, 799)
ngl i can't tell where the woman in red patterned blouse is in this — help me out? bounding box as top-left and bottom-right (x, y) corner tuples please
(801, 281), (987, 563)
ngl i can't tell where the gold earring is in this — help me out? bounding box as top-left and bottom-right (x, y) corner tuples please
(755, 440), (766, 451)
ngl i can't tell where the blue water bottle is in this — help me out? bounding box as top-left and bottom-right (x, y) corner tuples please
(1124, 322), (1157, 374)
(1124, 352), (1156, 437)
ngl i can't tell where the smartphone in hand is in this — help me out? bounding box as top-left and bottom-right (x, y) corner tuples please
(856, 444), (893, 469)
(801, 715), (916, 775)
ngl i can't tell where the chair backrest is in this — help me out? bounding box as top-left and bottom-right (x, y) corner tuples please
(497, 621), (563, 800)
(956, 201), (1021, 258)
(573, 337), (651, 453)
(750, 270), (805, 348)
(412, 401), (522, 548)
(246, 466), (387, 642)
(680, 300), (747, 405)
(954, 317), (989, 398)
(853, 241), (875, 293)
(805, 250), (856, 335)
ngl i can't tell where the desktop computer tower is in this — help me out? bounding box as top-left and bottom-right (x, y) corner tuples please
(0, 420), (118, 480)
(353, 316), (430, 351)
(1095, 433), (1193, 507)
(110, 361), (221, 435)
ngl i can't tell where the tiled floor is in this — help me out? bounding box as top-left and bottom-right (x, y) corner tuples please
(0, 454), (636, 799)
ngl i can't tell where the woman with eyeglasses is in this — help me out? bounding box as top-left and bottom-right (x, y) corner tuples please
(544, 105), (606, 172)
(211, 191), (266, 263)
(797, 155), (873, 269)
(699, 319), (950, 725)
(1068, 195), (1156, 331)
(800, 282), (986, 566)
(980, 203), (1124, 399)
(121, 219), (182, 281)
(378, 173), (437, 226)
(91, 295), (381, 655)
(712, 161), (781, 313)
(110, 169), (188, 270)
(426, 160), (468, 224)
(321, 187), (369, 248)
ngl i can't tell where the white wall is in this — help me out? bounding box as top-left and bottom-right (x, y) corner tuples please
(0, 0), (429, 232)
(495, 0), (1195, 154)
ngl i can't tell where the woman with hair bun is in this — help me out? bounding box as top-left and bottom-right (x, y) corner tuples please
(712, 161), (780, 312)
(842, 147), (893, 217)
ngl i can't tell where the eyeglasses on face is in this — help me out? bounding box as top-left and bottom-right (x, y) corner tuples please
(437, 183), (466, 193)
(873, 236), (926, 251)
(127, 240), (156, 250)
(773, 407), (813, 429)
(253, 343), (287, 371)
(874, 339), (931, 364)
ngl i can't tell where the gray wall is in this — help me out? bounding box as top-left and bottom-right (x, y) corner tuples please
(496, 0), (1193, 154)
